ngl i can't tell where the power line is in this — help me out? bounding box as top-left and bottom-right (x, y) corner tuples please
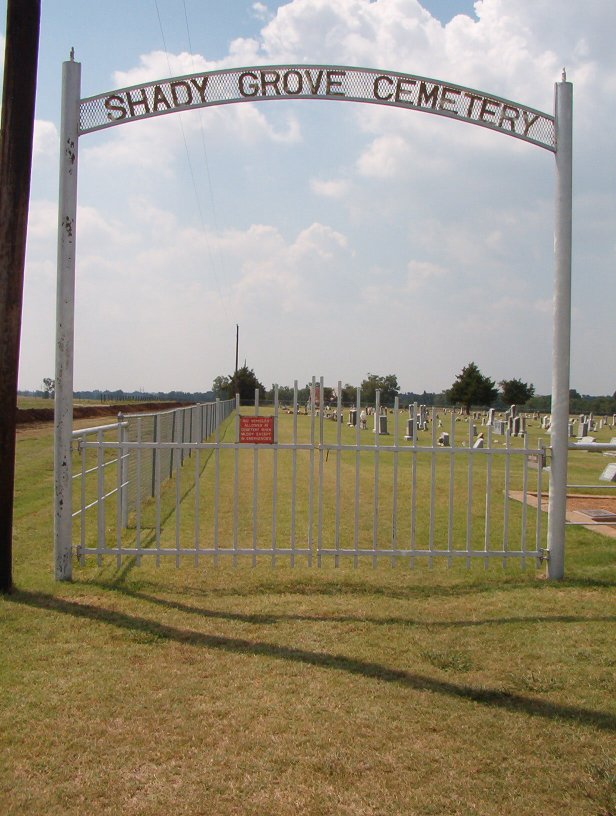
(181, 0), (233, 325)
(152, 0), (231, 325)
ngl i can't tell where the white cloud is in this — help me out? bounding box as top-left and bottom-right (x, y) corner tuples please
(16, 0), (616, 393)
(33, 120), (58, 158)
(310, 177), (351, 198)
(405, 259), (447, 291)
(26, 199), (57, 242)
(112, 51), (213, 87)
(252, 3), (271, 22)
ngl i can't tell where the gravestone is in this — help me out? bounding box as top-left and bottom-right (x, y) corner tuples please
(374, 413), (388, 435)
(599, 462), (616, 482)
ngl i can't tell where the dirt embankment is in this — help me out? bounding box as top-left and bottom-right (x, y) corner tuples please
(16, 402), (189, 426)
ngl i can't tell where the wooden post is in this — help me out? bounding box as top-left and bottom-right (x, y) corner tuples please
(0, 0), (41, 593)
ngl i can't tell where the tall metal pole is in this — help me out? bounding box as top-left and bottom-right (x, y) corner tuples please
(0, 0), (41, 593)
(235, 324), (239, 374)
(546, 73), (573, 580)
(54, 53), (81, 580)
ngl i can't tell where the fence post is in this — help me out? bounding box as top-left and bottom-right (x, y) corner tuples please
(54, 53), (81, 580)
(547, 74), (573, 580)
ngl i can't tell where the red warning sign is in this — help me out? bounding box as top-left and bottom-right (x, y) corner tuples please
(238, 415), (275, 444)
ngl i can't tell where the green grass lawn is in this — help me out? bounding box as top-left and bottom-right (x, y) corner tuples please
(1, 414), (615, 815)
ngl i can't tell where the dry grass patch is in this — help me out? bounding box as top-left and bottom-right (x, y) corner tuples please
(2, 420), (615, 815)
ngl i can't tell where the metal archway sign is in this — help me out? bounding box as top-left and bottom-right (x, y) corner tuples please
(54, 59), (572, 580)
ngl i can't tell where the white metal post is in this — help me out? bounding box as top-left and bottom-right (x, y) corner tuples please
(119, 413), (129, 529)
(54, 55), (80, 580)
(547, 74), (573, 580)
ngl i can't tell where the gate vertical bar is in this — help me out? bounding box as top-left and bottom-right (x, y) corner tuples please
(536, 439), (545, 562)
(429, 407), (437, 565)
(465, 418), (473, 569)
(214, 399), (220, 565)
(317, 376), (325, 566)
(233, 394), (240, 564)
(78, 431), (86, 564)
(372, 389), (380, 567)
(520, 431), (529, 567)
(308, 377), (315, 566)
(410, 403), (418, 565)
(135, 417), (143, 564)
(547, 73), (573, 580)
(119, 414), (129, 529)
(334, 381), (342, 566)
(54, 54), (81, 580)
(290, 381), (298, 566)
(353, 386), (361, 566)
(447, 411), (455, 566)
(252, 388), (259, 565)
(391, 397), (399, 564)
(484, 425), (493, 569)
(271, 386), (279, 566)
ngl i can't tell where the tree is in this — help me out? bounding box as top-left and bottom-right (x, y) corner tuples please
(227, 365), (265, 404)
(212, 375), (230, 399)
(499, 378), (535, 407)
(42, 377), (54, 399)
(341, 383), (358, 404)
(527, 394), (551, 412)
(268, 384), (295, 403)
(360, 373), (399, 406)
(447, 362), (497, 414)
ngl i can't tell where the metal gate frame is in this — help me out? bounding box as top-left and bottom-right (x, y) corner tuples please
(54, 61), (572, 578)
(72, 381), (547, 569)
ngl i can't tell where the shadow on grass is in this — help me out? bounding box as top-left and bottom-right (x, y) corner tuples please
(83, 561), (616, 601)
(85, 581), (616, 630)
(8, 588), (616, 734)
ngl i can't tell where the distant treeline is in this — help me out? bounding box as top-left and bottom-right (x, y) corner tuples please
(18, 388), (616, 414)
(19, 389), (215, 403)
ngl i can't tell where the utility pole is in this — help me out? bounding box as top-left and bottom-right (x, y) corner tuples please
(235, 324), (239, 374)
(0, 0), (41, 593)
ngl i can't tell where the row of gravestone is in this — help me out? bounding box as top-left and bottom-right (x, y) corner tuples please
(344, 405), (616, 439)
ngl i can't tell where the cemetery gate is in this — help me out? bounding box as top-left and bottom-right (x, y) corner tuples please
(71, 382), (548, 569)
(55, 60), (573, 579)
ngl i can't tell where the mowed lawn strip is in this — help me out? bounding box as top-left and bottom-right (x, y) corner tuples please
(1, 415), (615, 816)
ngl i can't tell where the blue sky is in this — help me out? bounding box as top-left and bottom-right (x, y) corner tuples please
(5, 0), (615, 395)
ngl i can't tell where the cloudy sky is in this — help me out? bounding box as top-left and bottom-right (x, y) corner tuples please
(6, 0), (615, 395)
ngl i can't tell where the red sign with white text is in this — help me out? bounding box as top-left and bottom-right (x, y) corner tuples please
(238, 415), (275, 444)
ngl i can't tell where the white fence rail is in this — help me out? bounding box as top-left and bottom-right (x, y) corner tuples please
(72, 400), (235, 560)
(564, 439), (616, 528)
(72, 382), (547, 569)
